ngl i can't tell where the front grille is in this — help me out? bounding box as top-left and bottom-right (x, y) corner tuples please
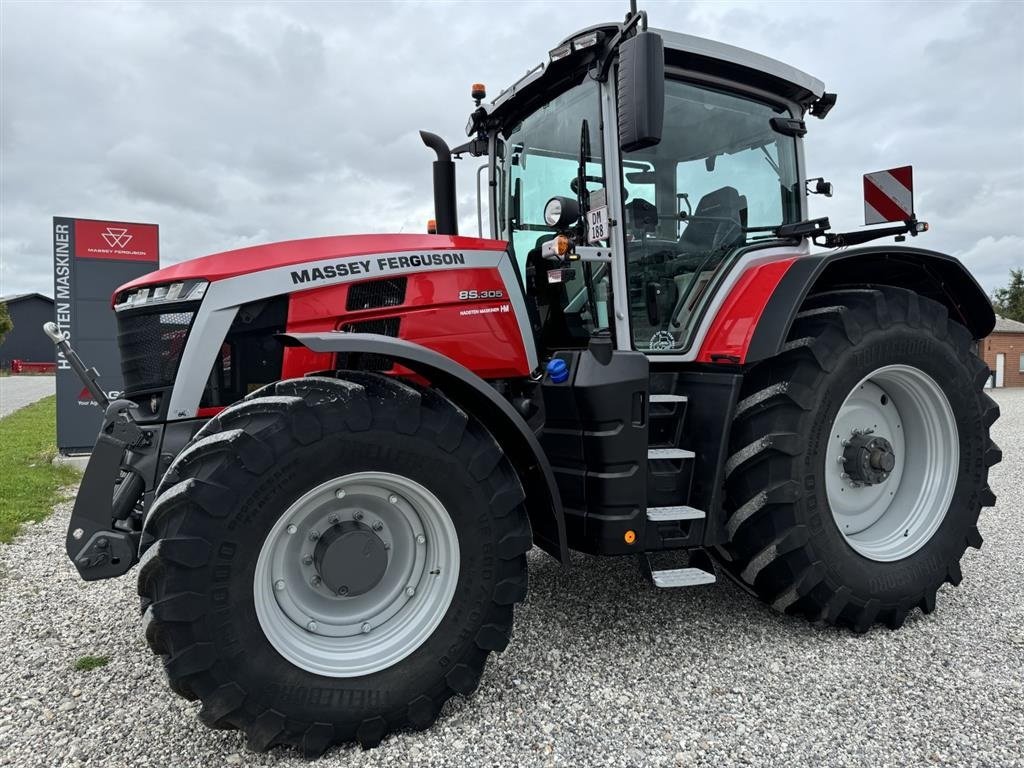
(346, 277), (407, 311)
(117, 308), (195, 394)
(339, 317), (400, 372)
(342, 317), (400, 336)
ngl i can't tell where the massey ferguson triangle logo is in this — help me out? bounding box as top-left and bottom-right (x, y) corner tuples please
(101, 227), (133, 249)
(77, 386), (121, 404)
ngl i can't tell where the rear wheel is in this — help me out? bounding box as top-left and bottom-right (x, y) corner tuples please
(717, 287), (1000, 631)
(138, 374), (531, 754)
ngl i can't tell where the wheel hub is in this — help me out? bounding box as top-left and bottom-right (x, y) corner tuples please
(824, 365), (958, 562)
(313, 520), (388, 596)
(253, 472), (460, 677)
(842, 432), (897, 486)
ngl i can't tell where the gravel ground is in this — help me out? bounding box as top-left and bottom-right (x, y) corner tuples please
(0, 376), (55, 418)
(1, 388), (1021, 768)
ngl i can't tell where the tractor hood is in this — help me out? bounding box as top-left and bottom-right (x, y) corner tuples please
(115, 233), (507, 299)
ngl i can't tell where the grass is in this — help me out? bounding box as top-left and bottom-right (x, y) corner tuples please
(0, 396), (80, 542)
(74, 654), (110, 672)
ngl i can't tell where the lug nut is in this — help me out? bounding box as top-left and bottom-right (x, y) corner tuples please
(361, 622), (372, 634)
(274, 580), (286, 591)
(328, 514), (340, 525)
(307, 620), (318, 632)
(302, 554), (313, 566)
(335, 489), (346, 499)
(353, 510), (364, 521)
(311, 576), (322, 587)
(337, 585), (349, 596)
(309, 530), (320, 541)
(405, 586), (416, 597)
(286, 524), (298, 535)
(416, 534), (426, 545)
(72, 528), (84, 540)
(389, 494), (399, 504)
(372, 521), (384, 532)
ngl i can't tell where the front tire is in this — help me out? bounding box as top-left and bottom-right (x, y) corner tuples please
(138, 374), (531, 754)
(717, 287), (1000, 631)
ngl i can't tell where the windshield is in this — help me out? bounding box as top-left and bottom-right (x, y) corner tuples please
(622, 80), (801, 352)
(498, 77), (609, 348)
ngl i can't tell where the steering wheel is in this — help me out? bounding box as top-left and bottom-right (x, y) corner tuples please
(569, 175), (605, 196)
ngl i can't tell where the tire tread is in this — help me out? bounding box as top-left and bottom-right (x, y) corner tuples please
(138, 373), (530, 753)
(716, 286), (999, 631)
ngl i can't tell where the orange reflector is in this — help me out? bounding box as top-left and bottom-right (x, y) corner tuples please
(555, 234), (570, 256)
(624, 530), (637, 545)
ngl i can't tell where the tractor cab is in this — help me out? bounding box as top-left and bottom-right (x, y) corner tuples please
(463, 19), (833, 357)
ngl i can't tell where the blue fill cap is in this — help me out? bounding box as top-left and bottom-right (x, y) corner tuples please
(546, 358), (569, 384)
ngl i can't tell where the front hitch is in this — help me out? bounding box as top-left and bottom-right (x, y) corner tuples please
(66, 399), (147, 580)
(43, 322), (148, 580)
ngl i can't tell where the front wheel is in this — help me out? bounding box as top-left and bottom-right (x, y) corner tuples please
(717, 287), (1000, 631)
(138, 374), (531, 754)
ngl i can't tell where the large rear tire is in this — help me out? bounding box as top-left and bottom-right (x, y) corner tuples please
(138, 374), (531, 754)
(717, 287), (1000, 631)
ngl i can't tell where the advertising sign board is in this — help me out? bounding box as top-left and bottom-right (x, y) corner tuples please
(52, 217), (159, 451)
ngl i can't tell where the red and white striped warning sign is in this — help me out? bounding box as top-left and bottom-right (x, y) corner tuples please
(863, 166), (914, 225)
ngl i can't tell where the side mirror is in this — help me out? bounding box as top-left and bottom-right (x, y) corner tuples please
(617, 31), (665, 153)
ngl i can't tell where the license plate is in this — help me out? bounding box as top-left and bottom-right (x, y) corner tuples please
(587, 206), (610, 244)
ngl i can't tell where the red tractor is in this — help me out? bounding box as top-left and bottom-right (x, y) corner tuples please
(49, 7), (1000, 756)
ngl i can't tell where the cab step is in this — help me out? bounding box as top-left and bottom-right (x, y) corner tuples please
(647, 448), (695, 460)
(651, 568), (717, 588)
(650, 394), (688, 404)
(646, 505), (705, 521)
(638, 549), (717, 589)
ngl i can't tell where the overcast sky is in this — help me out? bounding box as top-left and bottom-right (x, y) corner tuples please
(1, 0), (1021, 299)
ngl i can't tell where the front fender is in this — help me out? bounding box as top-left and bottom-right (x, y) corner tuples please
(280, 331), (568, 564)
(746, 246), (996, 363)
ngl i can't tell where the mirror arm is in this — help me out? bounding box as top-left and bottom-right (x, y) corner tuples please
(591, 9), (646, 82)
(814, 217), (928, 249)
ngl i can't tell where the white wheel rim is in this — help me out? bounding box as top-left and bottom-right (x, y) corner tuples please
(253, 472), (460, 677)
(825, 364), (958, 562)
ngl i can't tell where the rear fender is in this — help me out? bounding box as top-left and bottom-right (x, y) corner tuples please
(280, 331), (569, 564)
(746, 246), (996, 363)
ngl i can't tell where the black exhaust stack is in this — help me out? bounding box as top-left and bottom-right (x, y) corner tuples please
(420, 131), (458, 236)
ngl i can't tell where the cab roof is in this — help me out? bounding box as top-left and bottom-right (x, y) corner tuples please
(653, 27), (825, 104)
(484, 23), (826, 129)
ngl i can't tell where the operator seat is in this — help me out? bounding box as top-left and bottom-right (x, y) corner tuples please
(678, 186), (748, 252)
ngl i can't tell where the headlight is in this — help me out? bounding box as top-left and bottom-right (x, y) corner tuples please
(549, 31), (602, 63)
(548, 42), (573, 62)
(114, 279), (208, 311)
(544, 198), (563, 226)
(572, 31), (601, 51)
(543, 196), (580, 228)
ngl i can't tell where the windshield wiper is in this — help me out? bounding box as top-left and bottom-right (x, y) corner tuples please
(576, 119), (592, 224)
(576, 119), (601, 326)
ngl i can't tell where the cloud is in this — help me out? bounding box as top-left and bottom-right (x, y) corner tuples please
(1, 0), (1021, 302)
(954, 235), (1024, 295)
